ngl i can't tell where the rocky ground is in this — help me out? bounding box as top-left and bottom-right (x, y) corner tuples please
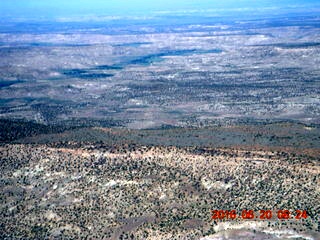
(1, 141), (319, 239)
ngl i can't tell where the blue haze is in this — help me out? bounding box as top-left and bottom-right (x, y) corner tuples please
(0, 0), (320, 21)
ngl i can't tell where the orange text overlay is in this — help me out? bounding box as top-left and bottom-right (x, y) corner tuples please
(211, 209), (308, 220)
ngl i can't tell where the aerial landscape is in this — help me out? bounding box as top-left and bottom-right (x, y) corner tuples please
(0, 0), (319, 239)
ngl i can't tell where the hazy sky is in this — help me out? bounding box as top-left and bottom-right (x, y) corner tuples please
(0, 0), (319, 20)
